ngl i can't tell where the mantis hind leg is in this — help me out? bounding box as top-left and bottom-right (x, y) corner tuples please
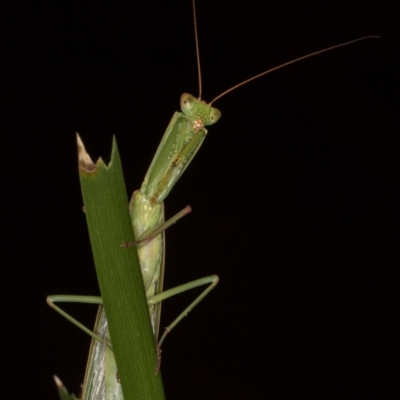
(47, 274), (218, 349)
(146, 275), (219, 347)
(46, 295), (110, 348)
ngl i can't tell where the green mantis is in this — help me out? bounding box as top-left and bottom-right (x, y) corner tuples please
(48, 93), (222, 399)
(48, 92), (223, 398)
(47, 0), (379, 398)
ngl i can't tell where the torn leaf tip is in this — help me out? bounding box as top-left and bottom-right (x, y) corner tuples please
(76, 133), (96, 172)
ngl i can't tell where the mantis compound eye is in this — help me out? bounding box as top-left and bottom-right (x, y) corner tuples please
(208, 107), (221, 125)
(180, 93), (196, 113)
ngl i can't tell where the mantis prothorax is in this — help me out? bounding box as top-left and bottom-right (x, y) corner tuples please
(47, 0), (379, 398)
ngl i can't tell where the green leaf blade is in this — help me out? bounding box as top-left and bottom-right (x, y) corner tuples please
(77, 134), (165, 400)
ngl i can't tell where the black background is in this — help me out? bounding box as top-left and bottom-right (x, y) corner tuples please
(2, 0), (399, 398)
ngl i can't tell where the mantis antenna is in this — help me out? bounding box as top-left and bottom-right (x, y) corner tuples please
(192, 0), (203, 100)
(191, 0), (379, 105)
(209, 36), (380, 105)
